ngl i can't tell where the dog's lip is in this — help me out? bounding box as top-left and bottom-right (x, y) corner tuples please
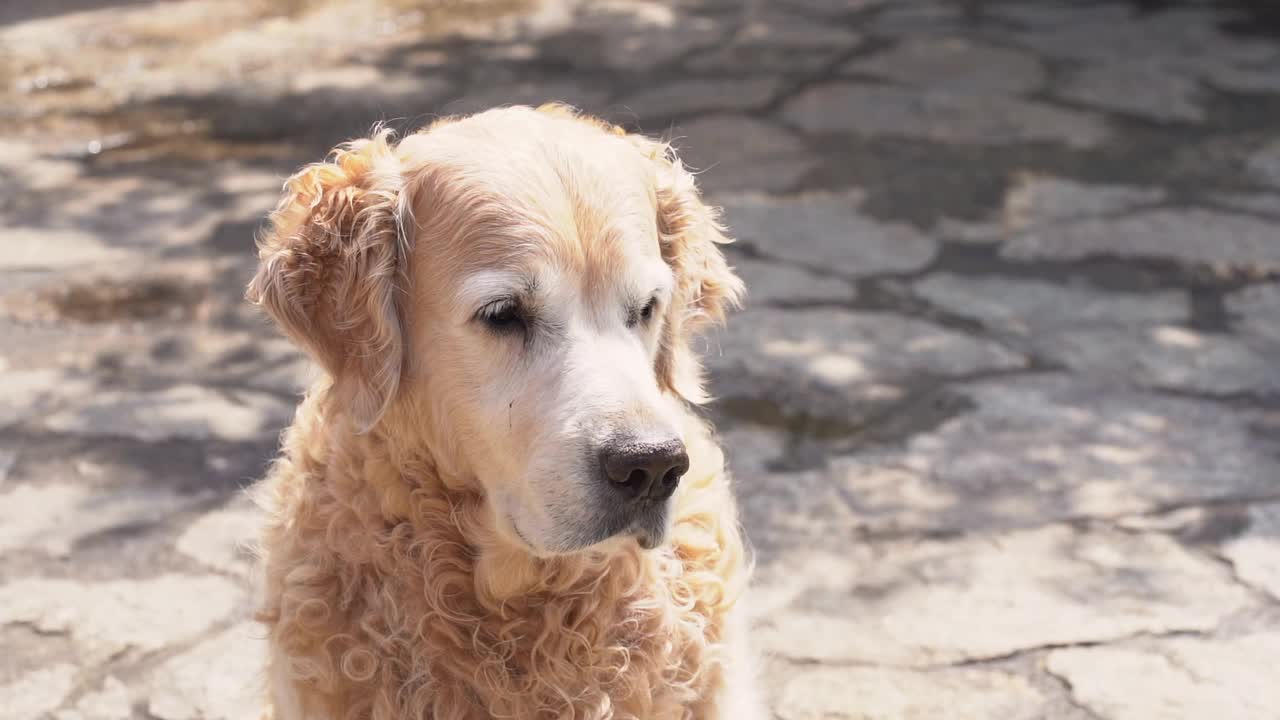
(634, 530), (663, 550)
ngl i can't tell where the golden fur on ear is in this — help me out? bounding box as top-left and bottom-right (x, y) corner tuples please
(641, 139), (745, 403)
(247, 129), (410, 432)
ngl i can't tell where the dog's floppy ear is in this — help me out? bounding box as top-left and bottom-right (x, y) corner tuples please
(639, 138), (745, 403)
(247, 130), (410, 432)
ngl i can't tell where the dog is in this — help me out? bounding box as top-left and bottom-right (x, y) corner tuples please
(247, 104), (762, 719)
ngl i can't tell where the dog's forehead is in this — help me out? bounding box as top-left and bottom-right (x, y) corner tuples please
(408, 109), (664, 287)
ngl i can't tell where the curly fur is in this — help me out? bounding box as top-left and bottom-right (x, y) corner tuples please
(249, 105), (757, 720)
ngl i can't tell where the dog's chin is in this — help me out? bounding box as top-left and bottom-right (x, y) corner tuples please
(510, 504), (672, 557)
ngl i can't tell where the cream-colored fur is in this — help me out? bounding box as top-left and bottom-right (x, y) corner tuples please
(247, 105), (762, 719)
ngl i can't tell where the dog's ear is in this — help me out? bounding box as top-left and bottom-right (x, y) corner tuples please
(247, 130), (410, 432)
(639, 138), (745, 404)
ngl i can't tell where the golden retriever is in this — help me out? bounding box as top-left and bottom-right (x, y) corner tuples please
(247, 104), (761, 719)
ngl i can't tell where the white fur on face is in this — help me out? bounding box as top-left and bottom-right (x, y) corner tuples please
(397, 107), (701, 555)
(458, 253), (683, 555)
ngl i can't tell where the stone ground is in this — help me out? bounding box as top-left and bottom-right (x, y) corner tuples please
(3, 0), (1280, 717)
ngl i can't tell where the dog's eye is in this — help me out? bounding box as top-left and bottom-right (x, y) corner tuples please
(639, 297), (658, 322)
(478, 299), (526, 334)
(629, 297), (659, 328)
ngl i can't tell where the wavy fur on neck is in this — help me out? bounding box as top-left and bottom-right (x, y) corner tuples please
(255, 389), (747, 720)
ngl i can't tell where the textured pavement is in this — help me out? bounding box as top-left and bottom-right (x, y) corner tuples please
(3, 1), (1280, 718)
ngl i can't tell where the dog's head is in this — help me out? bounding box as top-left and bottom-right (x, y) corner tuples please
(249, 105), (741, 555)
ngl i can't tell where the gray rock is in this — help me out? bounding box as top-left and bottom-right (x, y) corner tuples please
(782, 0), (883, 16)
(617, 76), (781, 118)
(918, 274), (1280, 395)
(0, 482), (202, 558)
(1213, 193), (1280, 217)
(1002, 175), (1165, 226)
(2, 230), (131, 272)
(1062, 325), (1280, 395)
(0, 140), (81, 192)
(728, 255), (853, 306)
(1004, 6), (1274, 68)
(988, 3), (1132, 29)
(1227, 282), (1280, 343)
(916, 273), (1185, 334)
(781, 83), (1109, 147)
(443, 80), (609, 117)
(176, 499), (263, 578)
(716, 192), (937, 276)
(1221, 503), (1280, 600)
(148, 623), (265, 720)
(43, 384), (293, 443)
(55, 676), (131, 720)
(723, 426), (861, 558)
(0, 449), (14, 486)
(1200, 63), (1280, 94)
(548, 5), (725, 72)
(732, 10), (859, 49)
(1248, 140), (1280, 190)
(847, 39), (1046, 96)
(0, 664), (78, 720)
(869, 1), (967, 36)
(775, 666), (1048, 720)
(934, 175), (1165, 245)
(753, 524), (1251, 666)
(823, 375), (1280, 534)
(708, 307), (1025, 425)
(0, 369), (92, 430)
(1001, 209), (1280, 271)
(0, 575), (242, 666)
(1059, 61), (1205, 123)
(670, 115), (816, 192)
(1047, 633), (1280, 720)
(686, 10), (859, 73)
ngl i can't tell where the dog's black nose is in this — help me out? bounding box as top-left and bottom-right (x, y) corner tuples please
(601, 439), (689, 501)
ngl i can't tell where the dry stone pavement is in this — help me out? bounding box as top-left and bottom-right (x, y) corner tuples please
(2, 1), (1280, 718)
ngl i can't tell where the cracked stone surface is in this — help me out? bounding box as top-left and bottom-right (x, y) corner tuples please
(1058, 61), (1206, 123)
(916, 274), (1280, 394)
(1221, 503), (1280, 600)
(0, 575), (243, 665)
(148, 623), (266, 720)
(753, 525), (1251, 667)
(53, 676), (131, 720)
(4, 0), (1280, 717)
(775, 666), (1049, 720)
(709, 307), (1026, 423)
(934, 174), (1166, 244)
(0, 481), (201, 557)
(176, 498), (263, 578)
(717, 192), (937, 275)
(1001, 208), (1280, 271)
(43, 384), (295, 442)
(669, 115), (817, 192)
(1046, 633), (1280, 720)
(0, 664), (79, 720)
(846, 38), (1046, 96)
(781, 83), (1109, 147)
(816, 375), (1280, 535)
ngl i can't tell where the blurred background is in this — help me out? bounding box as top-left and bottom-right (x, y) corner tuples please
(3, 0), (1280, 718)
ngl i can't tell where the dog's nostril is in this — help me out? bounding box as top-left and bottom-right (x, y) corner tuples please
(621, 468), (649, 489)
(660, 469), (679, 488)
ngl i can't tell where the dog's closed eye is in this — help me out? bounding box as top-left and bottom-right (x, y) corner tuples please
(628, 296), (660, 328)
(478, 298), (527, 334)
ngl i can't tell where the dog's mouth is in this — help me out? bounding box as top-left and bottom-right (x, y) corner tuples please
(508, 500), (671, 555)
(623, 502), (672, 551)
